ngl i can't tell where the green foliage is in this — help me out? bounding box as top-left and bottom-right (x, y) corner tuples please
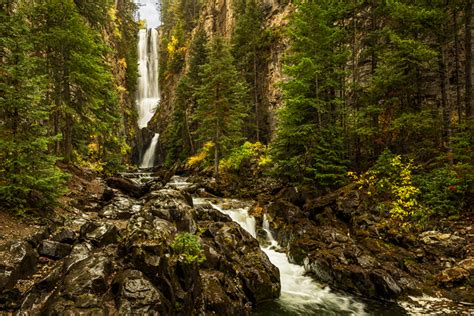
(231, 0), (270, 141)
(31, 0), (128, 171)
(415, 165), (470, 216)
(187, 141), (214, 169)
(220, 142), (271, 174)
(351, 150), (421, 221)
(194, 37), (250, 175)
(0, 0), (137, 211)
(163, 32), (208, 167)
(171, 233), (205, 265)
(0, 4), (67, 210)
(271, 0), (349, 189)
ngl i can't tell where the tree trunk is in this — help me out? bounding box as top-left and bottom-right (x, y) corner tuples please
(214, 128), (219, 180)
(62, 56), (73, 162)
(438, 41), (454, 164)
(465, 0), (473, 119)
(253, 46), (260, 142)
(184, 108), (195, 154)
(454, 10), (462, 124)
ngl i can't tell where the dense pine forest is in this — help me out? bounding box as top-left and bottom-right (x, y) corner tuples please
(1, 0), (139, 209)
(0, 0), (473, 314)
(159, 0), (473, 220)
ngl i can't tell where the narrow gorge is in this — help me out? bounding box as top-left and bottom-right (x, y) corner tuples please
(0, 0), (473, 315)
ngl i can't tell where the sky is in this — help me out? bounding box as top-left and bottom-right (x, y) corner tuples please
(136, 0), (161, 29)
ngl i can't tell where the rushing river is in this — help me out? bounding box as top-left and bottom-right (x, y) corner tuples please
(194, 198), (370, 315)
(166, 176), (472, 315)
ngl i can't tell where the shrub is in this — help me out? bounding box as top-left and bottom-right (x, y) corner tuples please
(415, 165), (468, 216)
(186, 141), (214, 168)
(350, 150), (421, 221)
(170, 233), (205, 265)
(220, 141), (271, 174)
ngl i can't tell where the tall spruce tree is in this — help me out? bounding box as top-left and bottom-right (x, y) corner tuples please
(232, 0), (266, 142)
(271, 0), (349, 188)
(0, 3), (66, 209)
(31, 0), (124, 169)
(194, 37), (249, 178)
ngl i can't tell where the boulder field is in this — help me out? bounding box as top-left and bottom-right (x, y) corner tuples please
(0, 176), (280, 315)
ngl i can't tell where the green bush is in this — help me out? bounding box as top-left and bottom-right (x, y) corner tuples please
(415, 165), (468, 216)
(350, 150), (421, 221)
(170, 233), (205, 265)
(220, 141), (271, 174)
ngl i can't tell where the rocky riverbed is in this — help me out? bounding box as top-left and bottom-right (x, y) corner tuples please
(0, 169), (472, 315)
(0, 171), (280, 315)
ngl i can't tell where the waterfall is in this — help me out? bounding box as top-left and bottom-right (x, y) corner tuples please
(136, 27), (160, 168)
(204, 200), (367, 315)
(140, 133), (159, 168)
(137, 28), (160, 129)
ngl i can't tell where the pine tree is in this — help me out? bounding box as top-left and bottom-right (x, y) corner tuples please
(271, 0), (349, 188)
(163, 29), (208, 165)
(31, 0), (125, 170)
(0, 3), (66, 210)
(232, 0), (266, 142)
(194, 37), (249, 178)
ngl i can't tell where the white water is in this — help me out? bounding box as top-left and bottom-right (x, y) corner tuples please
(137, 28), (160, 129)
(140, 133), (159, 168)
(206, 200), (367, 315)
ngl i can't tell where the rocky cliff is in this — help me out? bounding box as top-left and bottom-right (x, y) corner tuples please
(147, 0), (292, 166)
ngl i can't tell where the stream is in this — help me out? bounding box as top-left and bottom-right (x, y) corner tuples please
(157, 176), (474, 315)
(192, 197), (407, 316)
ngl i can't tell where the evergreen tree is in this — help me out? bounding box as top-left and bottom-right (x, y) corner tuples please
(271, 0), (349, 188)
(31, 0), (125, 170)
(194, 37), (249, 178)
(0, 4), (66, 210)
(163, 29), (208, 165)
(232, 0), (266, 142)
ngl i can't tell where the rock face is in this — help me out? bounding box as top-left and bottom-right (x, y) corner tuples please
(4, 180), (280, 315)
(262, 185), (473, 303)
(0, 241), (38, 291)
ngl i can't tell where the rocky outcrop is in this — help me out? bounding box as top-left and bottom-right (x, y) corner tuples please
(0, 241), (38, 291)
(260, 185), (473, 303)
(1, 178), (280, 315)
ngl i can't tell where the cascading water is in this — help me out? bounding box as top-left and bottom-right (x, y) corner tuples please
(140, 133), (159, 168)
(137, 28), (160, 129)
(136, 24), (160, 168)
(203, 200), (368, 315)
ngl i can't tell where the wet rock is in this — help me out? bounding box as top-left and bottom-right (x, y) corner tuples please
(26, 226), (51, 248)
(18, 264), (64, 314)
(0, 241), (38, 290)
(196, 188), (219, 198)
(369, 269), (402, 298)
(202, 221), (280, 305)
(106, 176), (149, 198)
(275, 187), (309, 207)
(63, 254), (112, 296)
(124, 214), (176, 277)
(52, 228), (77, 245)
(267, 200), (305, 225)
(144, 189), (196, 233)
(80, 221), (121, 247)
(437, 257), (473, 288)
(99, 195), (140, 220)
(336, 190), (360, 222)
(419, 231), (466, 258)
(38, 240), (73, 260)
(458, 257), (474, 274)
(201, 271), (250, 315)
(41, 253), (113, 314)
(63, 243), (92, 272)
(195, 204), (232, 223)
(112, 270), (171, 315)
